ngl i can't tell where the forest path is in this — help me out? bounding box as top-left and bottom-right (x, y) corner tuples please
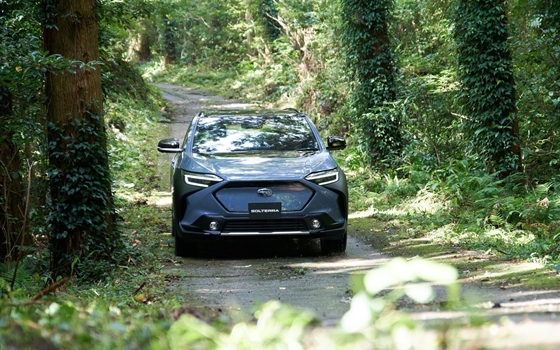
(155, 83), (560, 349)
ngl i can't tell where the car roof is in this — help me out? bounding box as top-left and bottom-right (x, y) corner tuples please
(197, 109), (306, 118)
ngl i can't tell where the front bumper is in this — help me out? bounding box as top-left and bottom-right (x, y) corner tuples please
(174, 180), (347, 239)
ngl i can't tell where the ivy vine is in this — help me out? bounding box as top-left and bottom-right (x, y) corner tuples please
(454, 0), (521, 176)
(47, 114), (124, 279)
(340, 0), (403, 166)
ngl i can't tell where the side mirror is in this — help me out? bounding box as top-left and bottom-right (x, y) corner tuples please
(157, 138), (182, 153)
(326, 136), (346, 151)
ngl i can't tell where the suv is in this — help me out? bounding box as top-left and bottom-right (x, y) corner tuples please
(157, 109), (348, 256)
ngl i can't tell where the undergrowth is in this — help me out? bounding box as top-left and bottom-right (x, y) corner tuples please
(346, 156), (560, 267)
(141, 61), (242, 101)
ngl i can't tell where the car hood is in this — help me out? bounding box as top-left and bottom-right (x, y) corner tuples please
(181, 151), (338, 180)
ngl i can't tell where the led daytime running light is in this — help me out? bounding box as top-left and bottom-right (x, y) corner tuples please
(184, 172), (223, 188)
(305, 169), (339, 186)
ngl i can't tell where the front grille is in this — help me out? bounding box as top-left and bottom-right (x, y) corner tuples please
(223, 219), (308, 233)
(215, 181), (314, 212)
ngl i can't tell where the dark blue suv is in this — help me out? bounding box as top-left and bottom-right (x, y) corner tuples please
(157, 109), (348, 256)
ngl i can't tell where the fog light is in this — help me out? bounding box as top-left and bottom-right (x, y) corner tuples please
(209, 221), (219, 230)
(311, 219), (321, 229)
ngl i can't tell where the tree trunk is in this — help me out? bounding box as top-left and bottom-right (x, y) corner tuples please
(455, 0), (522, 177)
(42, 0), (118, 277)
(163, 17), (178, 65)
(138, 29), (153, 62)
(341, 0), (402, 164)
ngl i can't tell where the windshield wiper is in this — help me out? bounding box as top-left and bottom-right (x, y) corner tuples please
(296, 148), (319, 156)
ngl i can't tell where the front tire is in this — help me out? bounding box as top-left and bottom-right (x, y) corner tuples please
(174, 234), (198, 257)
(320, 232), (347, 255)
(173, 220), (198, 257)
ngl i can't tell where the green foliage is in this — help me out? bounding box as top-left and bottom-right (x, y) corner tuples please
(428, 164), (560, 259)
(358, 103), (404, 167)
(340, 0), (403, 165)
(0, 259), (38, 296)
(0, 301), (171, 349)
(4, 0), (560, 347)
(1, 256), (458, 349)
(259, 0), (282, 40)
(339, 258), (459, 349)
(136, 0), (560, 188)
(347, 155), (560, 265)
(47, 114), (124, 279)
(105, 91), (166, 197)
(0, 0), (159, 276)
(169, 301), (318, 349)
(1, 0), (58, 264)
(510, 0), (560, 184)
(340, 0), (397, 108)
(97, 0), (155, 98)
(392, 0), (467, 174)
(454, 0), (521, 176)
(148, 0), (247, 68)
(166, 258), (460, 349)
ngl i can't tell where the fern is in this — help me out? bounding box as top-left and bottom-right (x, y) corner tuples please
(0, 259), (39, 296)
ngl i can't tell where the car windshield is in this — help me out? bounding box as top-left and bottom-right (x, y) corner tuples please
(192, 115), (319, 155)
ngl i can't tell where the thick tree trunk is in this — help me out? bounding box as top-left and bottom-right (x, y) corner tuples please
(353, 5), (396, 107)
(43, 0), (117, 277)
(455, 0), (522, 177)
(341, 0), (402, 164)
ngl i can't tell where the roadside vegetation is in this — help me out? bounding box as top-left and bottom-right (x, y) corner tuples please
(2, 0), (560, 348)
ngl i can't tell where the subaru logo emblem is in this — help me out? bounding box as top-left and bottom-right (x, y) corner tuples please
(257, 188), (273, 197)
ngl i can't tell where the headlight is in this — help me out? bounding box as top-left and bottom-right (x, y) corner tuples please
(183, 171), (223, 188)
(305, 168), (339, 186)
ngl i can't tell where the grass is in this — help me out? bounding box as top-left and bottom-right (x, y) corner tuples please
(348, 187), (560, 291)
(140, 60), (242, 100)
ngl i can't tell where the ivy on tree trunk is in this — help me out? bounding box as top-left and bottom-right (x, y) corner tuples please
(42, 0), (121, 278)
(340, 0), (402, 166)
(454, 0), (522, 177)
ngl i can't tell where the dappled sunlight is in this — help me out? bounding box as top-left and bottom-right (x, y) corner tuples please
(349, 206), (379, 219)
(349, 206), (408, 219)
(402, 190), (446, 214)
(499, 292), (560, 307)
(463, 287), (560, 312)
(288, 255), (392, 275)
(349, 191), (445, 220)
(205, 101), (252, 110)
(458, 260), (544, 282)
(151, 191), (172, 207)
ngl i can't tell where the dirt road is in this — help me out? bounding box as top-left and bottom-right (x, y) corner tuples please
(155, 83), (560, 349)
(155, 83), (390, 325)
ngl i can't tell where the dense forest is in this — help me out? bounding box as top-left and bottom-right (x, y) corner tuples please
(1, 0), (560, 348)
(2, 0), (560, 276)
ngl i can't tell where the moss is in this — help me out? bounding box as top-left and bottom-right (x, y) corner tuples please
(348, 217), (392, 250)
